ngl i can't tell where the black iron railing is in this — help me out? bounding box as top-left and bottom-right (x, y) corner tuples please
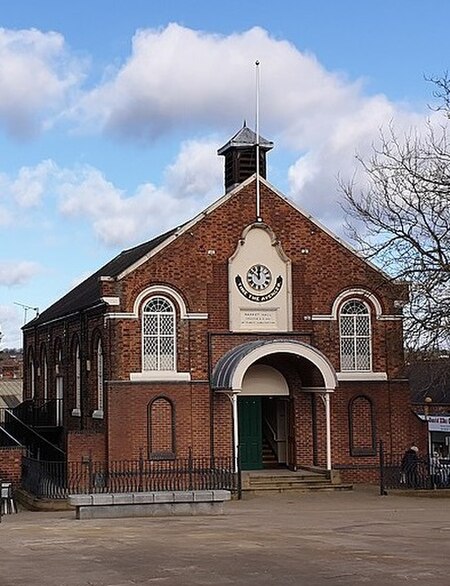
(13, 398), (64, 428)
(379, 440), (450, 494)
(22, 450), (239, 499)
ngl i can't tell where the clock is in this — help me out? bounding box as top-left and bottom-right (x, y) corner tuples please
(246, 264), (272, 291)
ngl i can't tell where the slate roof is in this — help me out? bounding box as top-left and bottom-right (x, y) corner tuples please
(25, 226), (179, 328)
(217, 122), (273, 155)
(0, 379), (23, 408)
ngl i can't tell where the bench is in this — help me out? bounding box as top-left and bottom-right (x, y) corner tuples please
(69, 490), (231, 520)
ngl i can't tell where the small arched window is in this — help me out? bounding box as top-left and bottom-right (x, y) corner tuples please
(339, 300), (371, 371)
(142, 297), (176, 371)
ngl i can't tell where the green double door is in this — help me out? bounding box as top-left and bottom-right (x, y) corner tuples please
(238, 397), (262, 470)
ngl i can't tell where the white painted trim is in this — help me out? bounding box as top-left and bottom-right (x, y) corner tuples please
(312, 313), (402, 321)
(337, 371), (388, 381)
(185, 313), (208, 320)
(92, 409), (104, 419)
(129, 371), (191, 382)
(301, 387), (335, 393)
(333, 289), (383, 318)
(230, 341), (338, 391)
(311, 315), (334, 321)
(71, 408), (81, 417)
(133, 285), (188, 317)
(101, 296), (120, 306)
(104, 311), (208, 321)
(377, 315), (403, 321)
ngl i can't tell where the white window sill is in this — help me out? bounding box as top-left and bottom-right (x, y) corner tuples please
(92, 409), (104, 419)
(337, 372), (387, 381)
(130, 371), (191, 382)
(71, 408), (81, 417)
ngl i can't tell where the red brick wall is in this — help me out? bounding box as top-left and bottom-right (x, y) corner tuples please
(67, 430), (106, 462)
(0, 447), (24, 487)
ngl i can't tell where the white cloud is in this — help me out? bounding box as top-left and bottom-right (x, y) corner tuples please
(0, 305), (23, 349)
(0, 261), (41, 286)
(10, 159), (58, 207)
(0, 28), (84, 138)
(70, 23), (447, 229)
(58, 137), (223, 245)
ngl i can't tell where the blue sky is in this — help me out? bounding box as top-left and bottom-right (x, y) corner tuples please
(1, 0), (449, 347)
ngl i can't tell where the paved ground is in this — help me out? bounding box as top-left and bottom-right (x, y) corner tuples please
(1, 486), (450, 585)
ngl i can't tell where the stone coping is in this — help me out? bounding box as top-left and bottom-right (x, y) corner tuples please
(69, 490), (231, 507)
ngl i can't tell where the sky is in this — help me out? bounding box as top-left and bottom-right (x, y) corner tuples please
(0, 0), (449, 348)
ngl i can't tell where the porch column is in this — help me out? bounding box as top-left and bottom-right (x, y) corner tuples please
(223, 391), (240, 473)
(325, 392), (331, 471)
(318, 391), (332, 471)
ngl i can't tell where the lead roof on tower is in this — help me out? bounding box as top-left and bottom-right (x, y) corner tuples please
(217, 122), (273, 155)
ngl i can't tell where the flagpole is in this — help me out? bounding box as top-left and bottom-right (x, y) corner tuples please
(255, 60), (261, 221)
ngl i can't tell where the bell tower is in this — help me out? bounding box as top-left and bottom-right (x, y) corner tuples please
(217, 122), (273, 193)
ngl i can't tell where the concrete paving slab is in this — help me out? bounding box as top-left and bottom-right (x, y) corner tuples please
(1, 486), (450, 585)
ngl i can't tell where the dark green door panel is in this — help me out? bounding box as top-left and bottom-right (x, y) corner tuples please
(238, 397), (262, 470)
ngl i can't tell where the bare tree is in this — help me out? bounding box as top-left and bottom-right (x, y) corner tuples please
(341, 81), (450, 350)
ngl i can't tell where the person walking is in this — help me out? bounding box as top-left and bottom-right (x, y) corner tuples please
(401, 446), (419, 488)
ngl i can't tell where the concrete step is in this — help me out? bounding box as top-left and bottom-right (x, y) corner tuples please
(241, 470), (353, 494)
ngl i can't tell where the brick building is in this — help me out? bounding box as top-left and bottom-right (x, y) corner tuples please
(21, 125), (411, 483)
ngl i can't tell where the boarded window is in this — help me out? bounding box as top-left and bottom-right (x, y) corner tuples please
(349, 395), (376, 456)
(148, 397), (175, 459)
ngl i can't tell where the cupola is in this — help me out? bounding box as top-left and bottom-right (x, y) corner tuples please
(217, 122), (273, 192)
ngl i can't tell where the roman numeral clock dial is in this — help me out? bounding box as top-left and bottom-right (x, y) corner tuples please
(246, 264), (272, 291)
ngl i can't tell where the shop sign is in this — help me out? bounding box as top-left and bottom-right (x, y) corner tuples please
(427, 416), (450, 432)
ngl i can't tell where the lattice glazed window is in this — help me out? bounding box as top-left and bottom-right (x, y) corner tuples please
(142, 297), (176, 371)
(339, 300), (371, 371)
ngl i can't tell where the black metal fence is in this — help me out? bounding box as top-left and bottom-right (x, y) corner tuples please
(13, 398), (64, 428)
(22, 451), (240, 499)
(379, 440), (450, 494)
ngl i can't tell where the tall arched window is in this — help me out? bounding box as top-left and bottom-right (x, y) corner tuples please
(142, 297), (176, 371)
(41, 347), (48, 401)
(339, 300), (371, 371)
(74, 341), (81, 413)
(96, 339), (104, 412)
(28, 350), (35, 399)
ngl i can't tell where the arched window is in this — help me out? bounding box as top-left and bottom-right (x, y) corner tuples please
(74, 341), (81, 413)
(148, 397), (175, 459)
(55, 345), (63, 426)
(28, 350), (35, 399)
(142, 297), (176, 371)
(339, 300), (371, 371)
(348, 395), (376, 456)
(41, 347), (48, 401)
(96, 339), (104, 412)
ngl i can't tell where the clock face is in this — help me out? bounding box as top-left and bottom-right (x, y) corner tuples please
(246, 264), (272, 291)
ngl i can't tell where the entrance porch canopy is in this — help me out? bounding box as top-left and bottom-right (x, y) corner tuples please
(212, 339), (338, 472)
(211, 339), (338, 392)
